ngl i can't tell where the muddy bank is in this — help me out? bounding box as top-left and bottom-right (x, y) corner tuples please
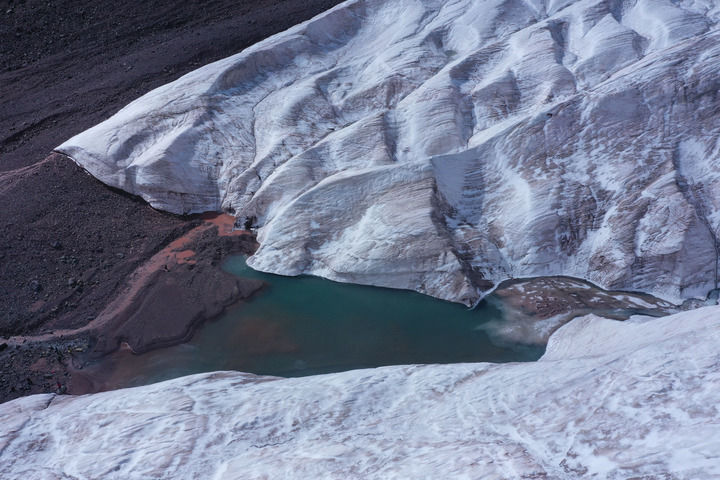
(1, 154), (195, 337)
(1, 198), (262, 402)
(488, 276), (678, 346)
(85, 213), (263, 356)
(0, 156), (260, 360)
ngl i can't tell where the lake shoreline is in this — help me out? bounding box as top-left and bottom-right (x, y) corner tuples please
(64, 256), (677, 395)
(0, 212), (261, 403)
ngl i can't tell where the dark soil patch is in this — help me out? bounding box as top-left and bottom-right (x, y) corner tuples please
(0, 153), (195, 336)
(0, 0), (345, 172)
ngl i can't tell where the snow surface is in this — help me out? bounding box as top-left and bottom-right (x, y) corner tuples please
(2, 306), (720, 478)
(58, 0), (720, 305)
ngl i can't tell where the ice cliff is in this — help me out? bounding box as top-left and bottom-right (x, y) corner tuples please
(58, 0), (720, 305)
(2, 306), (719, 478)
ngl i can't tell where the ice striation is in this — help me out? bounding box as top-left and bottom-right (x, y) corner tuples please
(2, 306), (720, 478)
(58, 0), (720, 305)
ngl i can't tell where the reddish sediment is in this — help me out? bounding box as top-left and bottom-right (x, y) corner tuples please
(2, 204), (263, 399)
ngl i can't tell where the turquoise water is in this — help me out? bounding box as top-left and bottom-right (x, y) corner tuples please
(83, 257), (544, 390)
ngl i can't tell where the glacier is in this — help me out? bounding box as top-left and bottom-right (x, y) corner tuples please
(57, 0), (720, 305)
(2, 305), (719, 478)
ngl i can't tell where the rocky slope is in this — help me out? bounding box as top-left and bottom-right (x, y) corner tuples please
(58, 0), (720, 305)
(2, 305), (718, 478)
(0, 0), (345, 403)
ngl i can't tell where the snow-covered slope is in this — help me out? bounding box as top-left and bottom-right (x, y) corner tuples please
(2, 306), (719, 478)
(58, 0), (720, 305)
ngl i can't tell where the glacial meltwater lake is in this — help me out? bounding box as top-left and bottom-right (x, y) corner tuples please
(81, 256), (544, 390)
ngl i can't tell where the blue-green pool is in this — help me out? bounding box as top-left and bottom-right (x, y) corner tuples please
(80, 257), (544, 390)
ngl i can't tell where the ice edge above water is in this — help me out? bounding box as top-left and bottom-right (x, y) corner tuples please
(57, 0), (720, 306)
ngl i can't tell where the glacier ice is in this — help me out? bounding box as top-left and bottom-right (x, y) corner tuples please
(57, 0), (720, 305)
(2, 305), (720, 478)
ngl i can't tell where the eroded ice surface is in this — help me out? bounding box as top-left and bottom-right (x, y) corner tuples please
(2, 306), (719, 478)
(58, 0), (720, 304)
